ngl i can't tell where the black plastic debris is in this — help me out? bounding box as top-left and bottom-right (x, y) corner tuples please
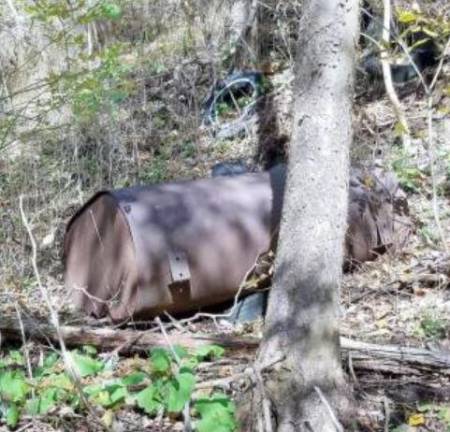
(211, 161), (250, 177)
(223, 291), (268, 324)
(359, 8), (439, 86)
(201, 71), (264, 139)
(360, 40), (438, 84)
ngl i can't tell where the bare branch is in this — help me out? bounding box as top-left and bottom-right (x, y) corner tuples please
(18, 195), (104, 429)
(380, 0), (411, 150)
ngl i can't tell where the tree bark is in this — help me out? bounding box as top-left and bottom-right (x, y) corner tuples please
(255, 0), (359, 431)
(229, 0), (259, 69)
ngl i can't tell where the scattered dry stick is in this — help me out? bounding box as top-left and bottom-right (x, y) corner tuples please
(14, 302), (34, 398)
(2, 315), (450, 377)
(380, 0), (411, 150)
(314, 386), (344, 432)
(18, 196), (103, 429)
(252, 368), (273, 432)
(195, 372), (249, 391)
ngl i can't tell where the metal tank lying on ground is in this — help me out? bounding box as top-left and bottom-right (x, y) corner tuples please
(64, 164), (409, 323)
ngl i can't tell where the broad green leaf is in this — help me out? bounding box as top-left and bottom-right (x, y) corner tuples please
(101, 2), (122, 20)
(8, 351), (24, 366)
(179, 365), (195, 375)
(0, 371), (29, 403)
(150, 349), (171, 374)
(165, 372), (196, 413)
(194, 345), (225, 361)
(70, 394), (81, 409)
(195, 393), (237, 432)
(85, 382), (127, 407)
(172, 346), (189, 359)
(195, 393), (235, 415)
(196, 416), (235, 432)
(26, 388), (63, 415)
(438, 406), (450, 424)
(71, 352), (104, 377)
(94, 391), (114, 407)
(35, 353), (60, 377)
(6, 404), (20, 428)
(109, 386), (127, 406)
(49, 373), (73, 391)
(25, 398), (40, 416)
(84, 383), (103, 397)
(136, 385), (162, 415)
(81, 345), (98, 356)
(182, 356), (199, 370)
(121, 372), (146, 387)
(37, 388), (58, 414)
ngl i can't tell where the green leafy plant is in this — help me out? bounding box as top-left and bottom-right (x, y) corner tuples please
(140, 155), (171, 184)
(0, 371), (30, 403)
(418, 225), (440, 245)
(55, 43), (133, 122)
(0, 370), (30, 428)
(414, 403), (450, 431)
(100, 1), (122, 21)
(392, 154), (426, 193)
(71, 352), (105, 377)
(396, 8), (450, 47)
(0, 344), (236, 430)
(194, 345), (225, 361)
(136, 346), (197, 416)
(85, 381), (128, 408)
(194, 393), (238, 432)
(420, 313), (448, 340)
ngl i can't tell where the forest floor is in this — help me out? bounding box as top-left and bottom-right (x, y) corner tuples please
(1, 26), (450, 432)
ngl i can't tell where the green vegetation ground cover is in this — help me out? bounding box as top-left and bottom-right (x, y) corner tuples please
(0, 344), (237, 431)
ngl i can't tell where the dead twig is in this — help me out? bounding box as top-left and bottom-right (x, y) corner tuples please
(195, 371), (250, 390)
(14, 301), (34, 398)
(164, 252), (264, 329)
(19, 195), (103, 429)
(14, 422), (33, 432)
(380, 0), (411, 150)
(383, 396), (390, 432)
(252, 367), (273, 432)
(314, 386), (344, 432)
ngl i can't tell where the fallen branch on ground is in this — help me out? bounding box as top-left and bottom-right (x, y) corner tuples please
(1, 316), (450, 377)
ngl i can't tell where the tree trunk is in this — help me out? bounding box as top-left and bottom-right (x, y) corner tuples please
(255, 0), (359, 431)
(230, 0), (259, 69)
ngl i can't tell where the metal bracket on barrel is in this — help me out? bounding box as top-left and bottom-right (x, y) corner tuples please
(167, 250), (191, 303)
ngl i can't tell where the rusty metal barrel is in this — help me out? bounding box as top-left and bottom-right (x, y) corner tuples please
(64, 165), (286, 321)
(65, 164), (408, 321)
